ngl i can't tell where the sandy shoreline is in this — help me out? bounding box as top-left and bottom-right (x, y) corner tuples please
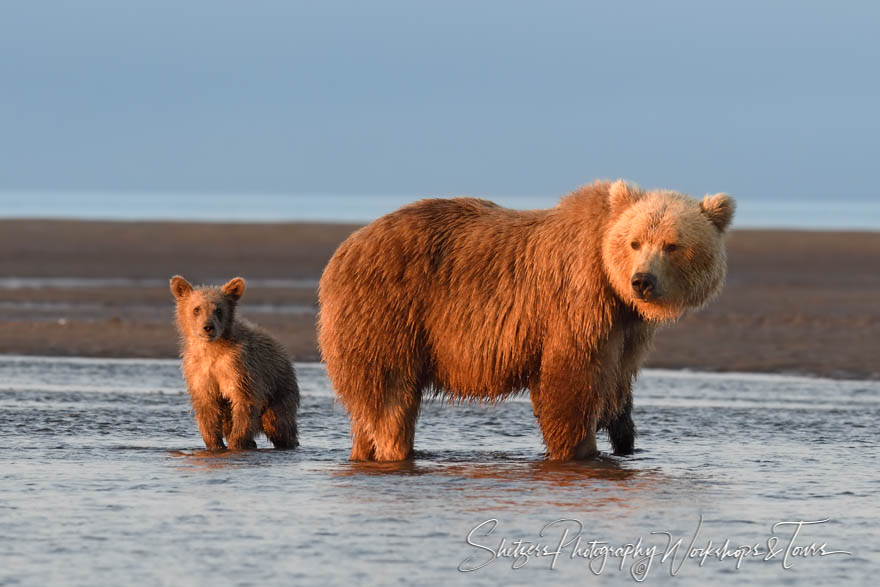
(1, 219), (877, 380)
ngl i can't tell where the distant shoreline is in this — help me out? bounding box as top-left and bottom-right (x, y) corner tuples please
(2, 217), (879, 233)
(0, 219), (878, 380)
(1, 192), (879, 230)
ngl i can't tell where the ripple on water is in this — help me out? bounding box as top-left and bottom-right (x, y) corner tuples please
(0, 356), (878, 585)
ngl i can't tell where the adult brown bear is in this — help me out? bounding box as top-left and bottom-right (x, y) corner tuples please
(318, 180), (734, 461)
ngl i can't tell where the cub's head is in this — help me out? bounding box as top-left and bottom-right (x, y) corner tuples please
(601, 180), (735, 323)
(169, 275), (246, 342)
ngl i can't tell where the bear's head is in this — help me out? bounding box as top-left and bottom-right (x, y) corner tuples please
(601, 181), (735, 323)
(170, 275), (246, 342)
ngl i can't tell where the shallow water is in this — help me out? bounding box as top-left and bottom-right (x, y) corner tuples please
(0, 356), (877, 585)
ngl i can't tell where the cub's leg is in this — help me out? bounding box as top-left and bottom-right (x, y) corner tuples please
(262, 390), (299, 449)
(220, 399), (233, 440)
(225, 397), (260, 450)
(191, 395), (226, 450)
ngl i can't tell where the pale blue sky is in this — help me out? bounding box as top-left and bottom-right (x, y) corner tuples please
(1, 1), (877, 202)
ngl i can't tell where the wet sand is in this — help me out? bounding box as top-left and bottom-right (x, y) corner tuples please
(0, 220), (877, 379)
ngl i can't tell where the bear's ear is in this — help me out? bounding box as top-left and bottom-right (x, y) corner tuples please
(221, 277), (246, 301)
(700, 193), (736, 232)
(170, 275), (193, 300)
(608, 180), (642, 215)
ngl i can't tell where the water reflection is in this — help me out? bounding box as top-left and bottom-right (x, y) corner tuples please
(335, 453), (638, 478)
(330, 454), (667, 512)
(168, 448), (296, 470)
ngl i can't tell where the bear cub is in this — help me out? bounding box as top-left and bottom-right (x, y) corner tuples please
(170, 275), (299, 450)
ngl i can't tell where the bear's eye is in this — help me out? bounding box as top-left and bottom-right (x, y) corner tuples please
(663, 243), (678, 253)
(630, 241), (640, 250)
(216, 309), (223, 318)
(193, 306), (200, 315)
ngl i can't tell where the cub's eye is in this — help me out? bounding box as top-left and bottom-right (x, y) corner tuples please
(193, 307), (201, 315)
(663, 243), (678, 253)
(630, 241), (640, 250)
(215, 309), (223, 318)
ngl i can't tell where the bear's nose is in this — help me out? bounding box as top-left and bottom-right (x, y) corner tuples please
(203, 324), (215, 335)
(631, 273), (658, 298)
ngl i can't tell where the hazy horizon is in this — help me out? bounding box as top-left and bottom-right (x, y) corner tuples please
(1, 191), (878, 229)
(2, 1), (878, 206)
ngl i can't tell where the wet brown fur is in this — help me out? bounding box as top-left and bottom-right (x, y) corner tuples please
(171, 276), (299, 450)
(318, 181), (734, 461)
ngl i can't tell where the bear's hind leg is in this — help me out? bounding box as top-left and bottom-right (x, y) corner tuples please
(261, 387), (299, 449)
(371, 386), (421, 461)
(262, 406), (299, 449)
(349, 418), (376, 461)
(529, 381), (542, 420)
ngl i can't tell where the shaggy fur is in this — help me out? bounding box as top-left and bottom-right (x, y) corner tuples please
(171, 276), (299, 450)
(317, 180), (734, 461)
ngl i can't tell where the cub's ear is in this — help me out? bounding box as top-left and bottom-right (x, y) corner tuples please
(169, 275), (193, 300)
(700, 193), (736, 232)
(221, 277), (246, 301)
(608, 180), (643, 215)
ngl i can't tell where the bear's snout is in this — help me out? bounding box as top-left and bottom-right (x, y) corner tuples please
(631, 272), (658, 299)
(202, 323), (216, 337)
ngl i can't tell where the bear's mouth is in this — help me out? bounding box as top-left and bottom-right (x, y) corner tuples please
(632, 290), (660, 302)
(199, 326), (221, 341)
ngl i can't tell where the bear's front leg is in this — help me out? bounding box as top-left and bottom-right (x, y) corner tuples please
(606, 391), (635, 455)
(191, 395), (226, 450)
(531, 380), (597, 458)
(226, 398), (260, 450)
(536, 351), (600, 460)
